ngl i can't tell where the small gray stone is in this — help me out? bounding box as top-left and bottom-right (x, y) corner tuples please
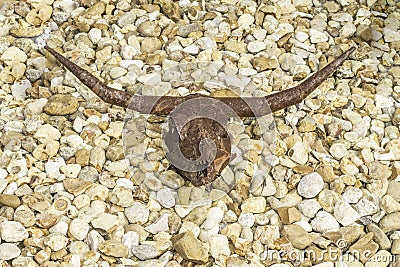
(131, 244), (162, 260)
(157, 188), (176, 208)
(110, 66), (127, 79)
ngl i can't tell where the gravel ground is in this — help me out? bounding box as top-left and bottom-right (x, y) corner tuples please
(0, 0), (400, 266)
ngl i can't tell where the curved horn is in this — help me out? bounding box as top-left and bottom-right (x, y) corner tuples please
(44, 46), (355, 116)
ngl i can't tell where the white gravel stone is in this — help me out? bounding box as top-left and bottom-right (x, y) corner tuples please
(120, 59), (144, 69)
(145, 213), (169, 234)
(311, 211), (340, 233)
(250, 173), (277, 196)
(238, 14), (255, 28)
(241, 196), (266, 213)
(279, 54), (306, 72)
(179, 221), (201, 237)
(49, 221), (69, 235)
(87, 230), (105, 251)
(297, 172), (324, 198)
(11, 79), (31, 100)
(289, 142), (308, 164)
(0, 221), (28, 242)
(131, 244), (162, 260)
(1, 46), (27, 62)
(88, 28), (102, 44)
(183, 44), (199, 55)
(309, 29), (329, 43)
(69, 218), (90, 240)
(91, 213), (119, 232)
(383, 28), (400, 42)
(34, 124), (61, 140)
(57, 0), (78, 12)
(45, 157), (66, 180)
(342, 187), (363, 203)
(238, 212), (255, 227)
(297, 199), (322, 218)
(313, 263), (334, 267)
(332, 13), (353, 22)
(137, 73), (162, 85)
(209, 234), (230, 259)
(238, 68), (257, 76)
(125, 202), (150, 224)
(333, 200), (360, 226)
(110, 66), (128, 79)
(60, 164), (81, 178)
(253, 29), (267, 40)
(105, 121), (124, 139)
(157, 188), (176, 208)
(0, 179), (8, 193)
(196, 37), (217, 50)
(330, 142), (347, 159)
(247, 41), (266, 53)
(354, 198), (379, 217)
(122, 231), (139, 256)
(0, 243), (21, 260)
(295, 31), (309, 42)
(202, 207), (224, 230)
(44, 233), (69, 251)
